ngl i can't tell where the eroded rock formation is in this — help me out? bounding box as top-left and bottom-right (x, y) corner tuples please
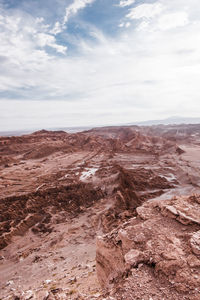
(1, 124), (200, 299)
(96, 194), (200, 299)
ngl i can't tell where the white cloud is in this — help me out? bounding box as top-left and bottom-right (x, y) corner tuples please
(126, 1), (190, 32)
(119, 22), (124, 27)
(0, 9), (68, 96)
(63, 0), (95, 24)
(36, 33), (67, 53)
(0, 11), (66, 61)
(157, 12), (189, 30)
(51, 0), (95, 35)
(126, 3), (163, 20)
(125, 22), (131, 28)
(118, 0), (135, 7)
(50, 21), (63, 35)
(1, 0), (200, 130)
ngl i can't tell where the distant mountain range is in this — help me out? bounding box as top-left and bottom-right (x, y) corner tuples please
(0, 126), (92, 137)
(1, 116), (200, 136)
(132, 116), (200, 126)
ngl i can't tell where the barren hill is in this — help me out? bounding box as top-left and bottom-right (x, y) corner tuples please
(0, 125), (200, 299)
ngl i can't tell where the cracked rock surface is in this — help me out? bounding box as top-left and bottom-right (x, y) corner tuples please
(96, 194), (200, 299)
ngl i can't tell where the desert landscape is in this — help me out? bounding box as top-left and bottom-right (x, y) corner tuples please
(0, 124), (200, 299)
(1, 0), (200, 298)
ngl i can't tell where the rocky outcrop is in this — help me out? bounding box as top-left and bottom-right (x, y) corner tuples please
(0, 183), (104, 249)
(0, 126), (183, 165)
(190, 230), (200, 256)
(96, 194), (200, 298)
(90, 164), (175, 236)
(159, 194), (200, 225)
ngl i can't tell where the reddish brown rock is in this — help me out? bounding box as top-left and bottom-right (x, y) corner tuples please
(1, 124), (200, 299)
(96, 194), (200, 298)
(190, 231), (200, 255)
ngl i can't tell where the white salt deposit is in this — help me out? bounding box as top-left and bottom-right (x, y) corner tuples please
(80, 168), (98, 180)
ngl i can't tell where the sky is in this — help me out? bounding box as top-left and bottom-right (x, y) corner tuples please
(0, 0), (200, 130)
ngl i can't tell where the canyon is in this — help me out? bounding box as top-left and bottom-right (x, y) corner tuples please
(0, 124), (200, 299)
